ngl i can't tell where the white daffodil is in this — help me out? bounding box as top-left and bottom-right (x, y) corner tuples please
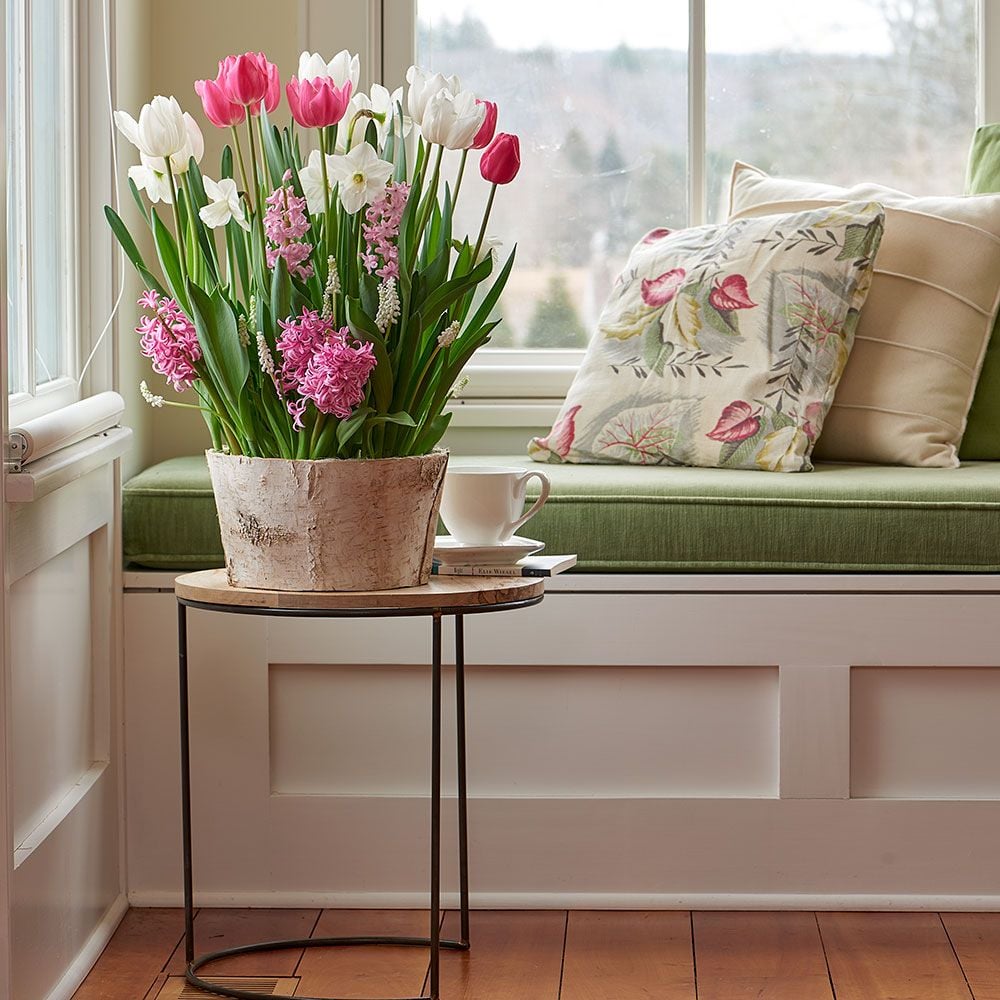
(475, 235), (503, 265)
(297, 49), (360, 90)
(337, 84), (410, 152)
(128, 159), (173, 204)
(298, 149), (337, 216)
(328, 142), (394, 215)
(421, 89), (486, 150)
(405, 65), (460, 127)
(116, 100), (203, 176)
(199, 177), (249, 231)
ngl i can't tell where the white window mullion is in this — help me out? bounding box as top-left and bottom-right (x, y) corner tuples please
(8, 0), (30, 397)
(980, 0), (1000, 123)
(687, 0), (706, 227)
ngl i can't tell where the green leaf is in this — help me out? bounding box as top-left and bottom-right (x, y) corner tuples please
(369, 410), (415, 428)
(336, 405), (374, 449)
(221, 144), (234, 181)
(105, 205), (153, 279)
(346, 298), (393, 413)
(187, 282), (250, 417)
(270, 256), (293, 326)
(128, 177), (149, 223)
(260, 107), (286, 188)
(410, 411), (452, 455)
(463, 247), (515, 331)
(150, 208), (189, 311)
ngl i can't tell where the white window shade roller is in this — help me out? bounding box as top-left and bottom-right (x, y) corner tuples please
(8, 391), (125, 466)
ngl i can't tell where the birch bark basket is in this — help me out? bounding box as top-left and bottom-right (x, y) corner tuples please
(207, 449), (448, 592)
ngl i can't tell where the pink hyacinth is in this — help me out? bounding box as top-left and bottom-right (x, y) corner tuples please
(299, 334), (376, 420)
(361, 181), (409, 280)
(135, 290), (201, 392)
(275, 307), (329, 391)
(264, 171), (314, 280)
(275, 307), (376, 428)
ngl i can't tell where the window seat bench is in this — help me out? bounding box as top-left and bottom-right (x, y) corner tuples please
(123, 454), (1000, 573)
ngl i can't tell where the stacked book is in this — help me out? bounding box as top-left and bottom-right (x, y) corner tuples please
(431, 554), (577, 578)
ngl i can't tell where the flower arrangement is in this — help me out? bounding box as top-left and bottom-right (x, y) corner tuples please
(109, 51), (520, 460)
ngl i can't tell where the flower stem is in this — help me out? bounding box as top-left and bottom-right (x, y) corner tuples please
(472, 183), (498, 264)
(230, 125), (251, 197)
(453, 149), (469, 205)
(318, 128), (332, 256)
(245, 114), (264, 218)
(166, 163), (189, 283)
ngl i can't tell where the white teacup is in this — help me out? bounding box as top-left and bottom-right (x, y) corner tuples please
(440, 466), (551, 546)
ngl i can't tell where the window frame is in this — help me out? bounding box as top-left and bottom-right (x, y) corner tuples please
(383, 0), (996, 414)
(5, 0), (84, 424)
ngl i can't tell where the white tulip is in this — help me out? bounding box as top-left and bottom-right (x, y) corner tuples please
(328, 142), (394, 215)
(116, 102), (203, 177)
(199, 177), (249, 231)
(405, 65), (460, 127)
(297, 49), (360, 90)
(298, 149), (337, 216)
(420, 89), (486, 150)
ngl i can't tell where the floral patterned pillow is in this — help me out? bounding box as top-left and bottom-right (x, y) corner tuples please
(528, 203), (885, 472)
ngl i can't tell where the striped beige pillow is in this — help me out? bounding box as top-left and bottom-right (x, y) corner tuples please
(728, 161), (1000, 467)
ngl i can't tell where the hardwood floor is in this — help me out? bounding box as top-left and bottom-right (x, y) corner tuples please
(73, 908), (1000, 999)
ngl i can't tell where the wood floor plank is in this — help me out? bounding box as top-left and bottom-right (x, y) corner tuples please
(694, 911), (834, 1000)
(295, 909), (434, 998)
(939, 914), (1000, 1000)
(72, 908), (186, 1000)
(164, 907), (319, 976)
(560, 911), (695, 1000)
(437, 910), (566, 1000)
(818, 912), (973, 1000)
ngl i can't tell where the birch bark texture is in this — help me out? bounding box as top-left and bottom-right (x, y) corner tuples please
(207, 449), (448, 592)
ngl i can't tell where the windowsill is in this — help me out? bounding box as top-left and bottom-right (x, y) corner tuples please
(446, 397), (562, 427)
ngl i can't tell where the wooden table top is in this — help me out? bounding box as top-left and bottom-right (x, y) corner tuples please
(174, 568), (544, 613)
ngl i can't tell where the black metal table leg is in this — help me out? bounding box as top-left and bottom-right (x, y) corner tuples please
(430, 611), (442, 1000)
(178, 601), (195, 965)
(455, 614), (470, 947)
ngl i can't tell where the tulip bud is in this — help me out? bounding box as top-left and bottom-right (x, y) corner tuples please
(480, 133), (520, 185)
(286, 76), (353, 129)
(219, 52), (268, 108)
(471, 100), (497, 150)
(195, 77), (245, 128)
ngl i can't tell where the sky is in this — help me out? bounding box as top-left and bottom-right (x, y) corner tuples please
(418, 0), (895, 55)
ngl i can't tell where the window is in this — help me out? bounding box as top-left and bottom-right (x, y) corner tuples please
(399, 0), (981, 398)
(5, 0), (80, 414)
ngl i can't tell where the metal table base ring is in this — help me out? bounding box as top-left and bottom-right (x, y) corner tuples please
(176, 593), (543, 1000)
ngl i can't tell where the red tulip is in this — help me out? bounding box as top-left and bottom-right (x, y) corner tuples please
(194, 76), (245, 128)
(480, 132), (520, 185)
(286, 76), (353, 129)
(471, 99), (497, 150)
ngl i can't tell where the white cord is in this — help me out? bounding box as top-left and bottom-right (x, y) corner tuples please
(77, 0), (124, 387)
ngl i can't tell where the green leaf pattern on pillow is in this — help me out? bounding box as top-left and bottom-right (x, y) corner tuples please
(529, 203), (884, 472)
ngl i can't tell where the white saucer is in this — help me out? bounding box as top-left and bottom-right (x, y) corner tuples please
(433, 535), (545, 566)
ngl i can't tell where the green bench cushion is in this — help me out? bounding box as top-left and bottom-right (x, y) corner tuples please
(124, 454), (1000, 573)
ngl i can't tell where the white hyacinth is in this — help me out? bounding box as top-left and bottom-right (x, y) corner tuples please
(375, 277), (400, 332)
(237, 313), (250, 348)
(139, 380), (164, 408)
(256, 332), (280, 390)
(437, 320), (461, 349)
(322, 257), (341, 320)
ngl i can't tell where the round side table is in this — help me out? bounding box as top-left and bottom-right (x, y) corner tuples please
(173, 568), (544, 1000)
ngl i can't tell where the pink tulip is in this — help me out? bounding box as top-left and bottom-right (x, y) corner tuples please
(217, 52), (279, 115)
(480, 133), (520, 185)
(194, 77), (245, 128)
(286, 76), (353, 129)
(471, 99), (497, 150)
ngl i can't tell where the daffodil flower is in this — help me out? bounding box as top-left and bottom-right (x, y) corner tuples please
(199, 177), (250, 231)
(328, 143), (393, 215)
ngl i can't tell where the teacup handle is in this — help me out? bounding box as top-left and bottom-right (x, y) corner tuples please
(508, 470), (551, 536)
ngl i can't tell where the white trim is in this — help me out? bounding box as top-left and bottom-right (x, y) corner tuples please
(980, 0), (1000, 123)
(126, 890), (1000, 912)
(40, 894), (128, 1000)
(687, 0), (706, 225)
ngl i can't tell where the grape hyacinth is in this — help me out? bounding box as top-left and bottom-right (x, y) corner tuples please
(135, 290), (201, 391)
(361, 181), (409, 280)
(264, 170), (314, 280)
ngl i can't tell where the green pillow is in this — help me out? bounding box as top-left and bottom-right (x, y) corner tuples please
(962, 124), (1000, 459)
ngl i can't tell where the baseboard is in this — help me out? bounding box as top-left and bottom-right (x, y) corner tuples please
(43, 893), (128, 1000)
(126, 890), (1000, 911)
